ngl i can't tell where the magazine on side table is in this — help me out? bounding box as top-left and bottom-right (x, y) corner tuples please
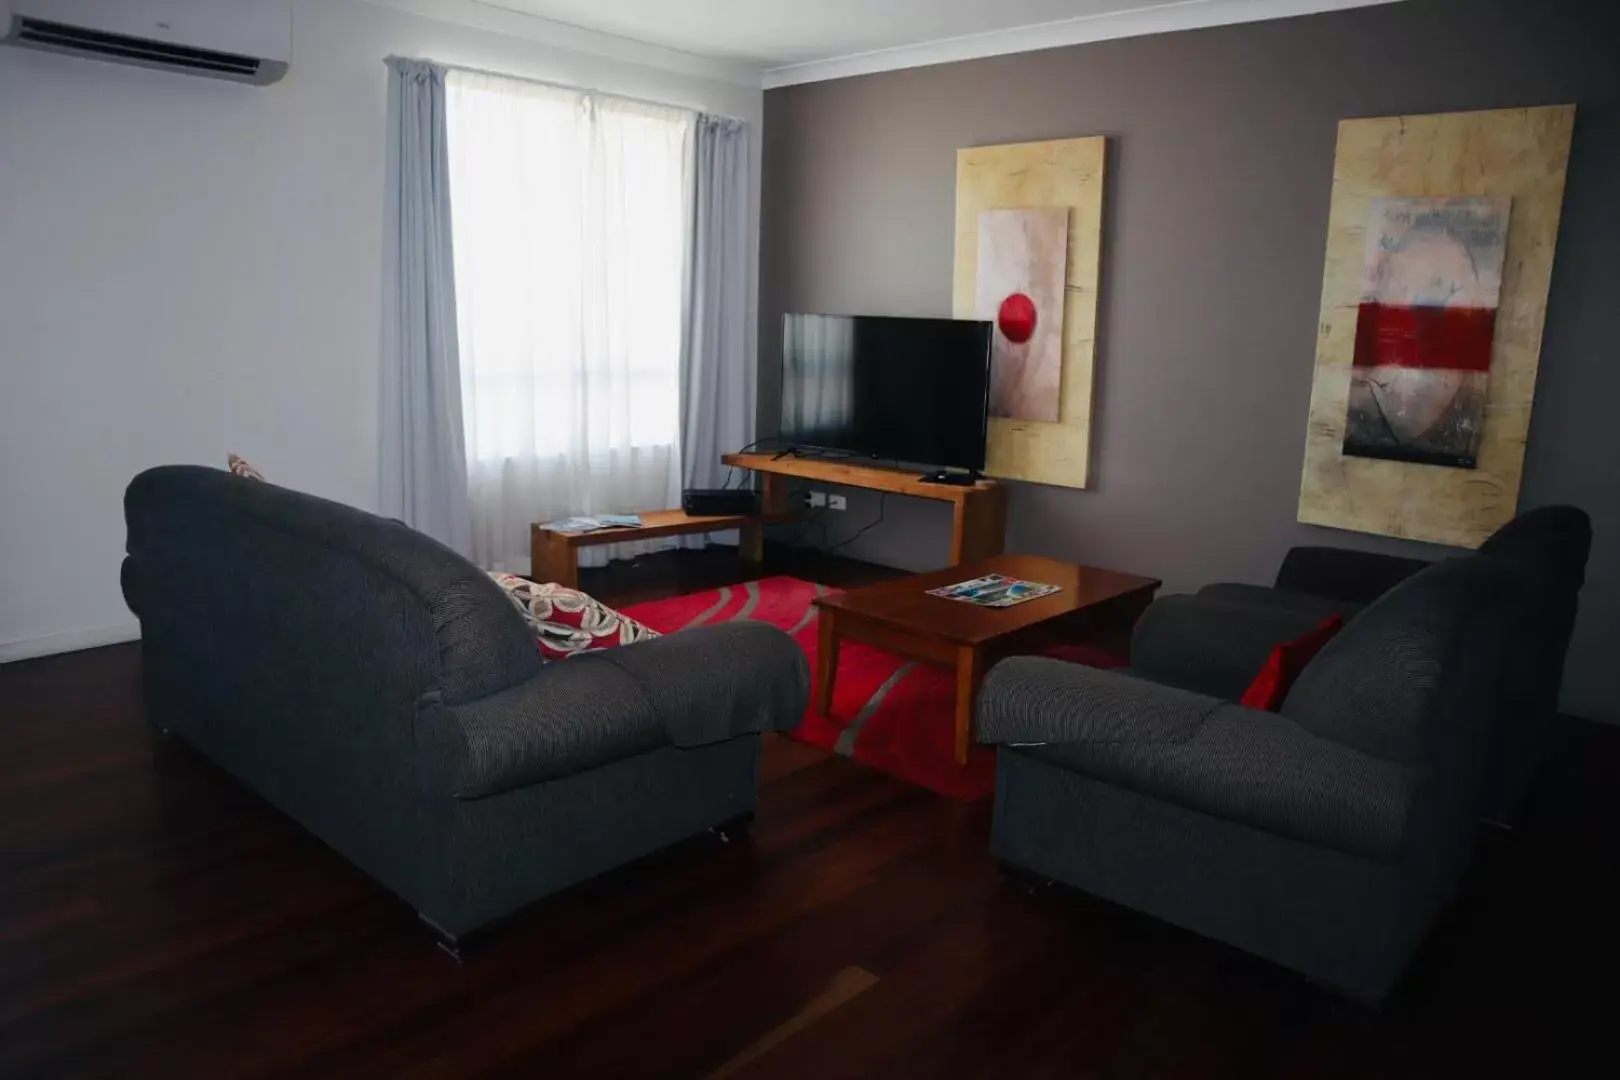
(928, 573), (1061, 608)
(540, 514), (643, 534)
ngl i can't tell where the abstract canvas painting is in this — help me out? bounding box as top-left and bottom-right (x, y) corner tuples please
(974, 207), (1069, 422)
(1299, 106), (1572, 546)
(1343, 196), (1512, 469)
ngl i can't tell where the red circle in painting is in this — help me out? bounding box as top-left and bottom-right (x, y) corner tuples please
(998, 293), (1037, 344)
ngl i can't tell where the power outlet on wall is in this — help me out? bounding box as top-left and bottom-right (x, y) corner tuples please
(827, 494), (848, 511)
(807, 491), (827, 508)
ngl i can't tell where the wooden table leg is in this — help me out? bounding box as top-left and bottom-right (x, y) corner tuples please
(954, 644), (985, 765)
(951, 486), (1008, 565)
(760, 473), (792, 514)
(815, 610), (841, 718)
(738, 520), (764, 563)
(531, 527), (580, 589)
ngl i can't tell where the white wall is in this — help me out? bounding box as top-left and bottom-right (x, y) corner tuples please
(0, 0), (763, 660)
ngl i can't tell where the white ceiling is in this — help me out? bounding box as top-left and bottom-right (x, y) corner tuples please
(464, 0), (1402, 85)
(479, 1), (1177, 65)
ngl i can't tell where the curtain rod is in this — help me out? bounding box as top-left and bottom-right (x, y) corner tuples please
(385, 55), (746, 125)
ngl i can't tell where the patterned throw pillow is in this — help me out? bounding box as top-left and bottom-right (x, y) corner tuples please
(487, 572), (661, 660)
(227, 454), (266, 480)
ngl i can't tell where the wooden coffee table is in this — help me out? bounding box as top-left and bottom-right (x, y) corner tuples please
(812, 554), (1161, 765)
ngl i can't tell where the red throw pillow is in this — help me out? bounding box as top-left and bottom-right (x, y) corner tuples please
(1240, 614), (1345, 711)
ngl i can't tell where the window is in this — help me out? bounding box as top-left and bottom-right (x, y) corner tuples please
(445, 71), (692, 465)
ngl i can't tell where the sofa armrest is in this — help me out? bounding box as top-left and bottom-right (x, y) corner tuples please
(438, 651), (667, 799)
(1130, 595), (1326, 699)
(436, 622), (809, 800)
(1275, 546), (1431, 605)
(979, 656), (1225, 746)
(598, 621), (810, 748)
(978, 658), (1416, 860)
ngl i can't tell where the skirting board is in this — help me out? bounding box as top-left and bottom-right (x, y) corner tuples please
(0, 621), (141, 664)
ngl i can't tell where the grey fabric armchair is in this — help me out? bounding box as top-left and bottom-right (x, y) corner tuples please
(1196, 506), (1591, 824)
(979, 557), (1536, 1001)
(122, 466), (809, 946)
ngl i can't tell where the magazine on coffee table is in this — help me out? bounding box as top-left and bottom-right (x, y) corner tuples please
(928, 573), (1061, 608)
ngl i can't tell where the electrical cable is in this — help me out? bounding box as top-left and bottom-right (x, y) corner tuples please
(778, 506), (828, 549)
(719, 437), (780, 491)
(829, 491), (889, 553)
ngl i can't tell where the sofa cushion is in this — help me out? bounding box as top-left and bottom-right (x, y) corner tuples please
(1272, 546), (1431, 606)
(488, 573), (661, 660)
(1197, 583), (1361, 622)
(1130, 595), (1328, 701)
(126, 466), (545, 708)
(1479, 505), (1592, 588)
(1281, 558), (1532, 764)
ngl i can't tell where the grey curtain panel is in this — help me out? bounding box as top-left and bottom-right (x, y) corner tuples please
(378, 58), (472, 556)
(679, 115), (754, 492)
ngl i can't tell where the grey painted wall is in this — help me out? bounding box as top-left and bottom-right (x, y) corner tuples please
(759, 0), (1620, 722)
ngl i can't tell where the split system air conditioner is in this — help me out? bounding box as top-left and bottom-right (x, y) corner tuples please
(1, 0), (290, 85)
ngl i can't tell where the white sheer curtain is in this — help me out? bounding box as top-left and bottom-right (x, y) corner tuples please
(445, 70), (693, 572)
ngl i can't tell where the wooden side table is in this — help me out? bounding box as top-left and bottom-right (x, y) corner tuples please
(531, 508), (800, 588)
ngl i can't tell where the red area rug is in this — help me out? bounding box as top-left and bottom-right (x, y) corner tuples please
(623, 576), (1123, 802)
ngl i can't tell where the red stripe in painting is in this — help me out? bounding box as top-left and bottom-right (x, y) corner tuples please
(1352, 303), (1497, 372)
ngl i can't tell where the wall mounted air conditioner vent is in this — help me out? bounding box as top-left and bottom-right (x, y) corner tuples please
(2, 1), (291, 85)
(10, 17), (264, 77)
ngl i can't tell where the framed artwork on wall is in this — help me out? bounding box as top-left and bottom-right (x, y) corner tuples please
(953, 136), (1107, 491)
(1298, 105), (1574, 547)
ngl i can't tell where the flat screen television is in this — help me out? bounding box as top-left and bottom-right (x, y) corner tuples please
(778, 313), (993, 472)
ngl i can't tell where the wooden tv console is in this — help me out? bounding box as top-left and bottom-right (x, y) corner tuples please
(528, 454), (1007, 586)
(721, 452), (1007, 565)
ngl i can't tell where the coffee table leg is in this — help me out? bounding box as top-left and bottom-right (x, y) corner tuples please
(954, 645), (985, 765)
(815, 610), (841, 718)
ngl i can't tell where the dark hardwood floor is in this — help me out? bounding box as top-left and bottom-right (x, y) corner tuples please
(3, 545), (1618, 1078)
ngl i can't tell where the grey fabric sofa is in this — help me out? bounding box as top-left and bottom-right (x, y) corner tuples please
(1195, 507), (1592, 824)
(121, 466), (809, 946)
(978, 555), (1539, 1001)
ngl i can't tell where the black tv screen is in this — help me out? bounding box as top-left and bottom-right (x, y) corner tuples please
(778, 314), (993, 471)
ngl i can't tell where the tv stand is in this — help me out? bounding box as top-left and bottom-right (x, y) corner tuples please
(771, 445), (863, 462)
(917, 469), (982, 487)
(722, 453), (1006, 565)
